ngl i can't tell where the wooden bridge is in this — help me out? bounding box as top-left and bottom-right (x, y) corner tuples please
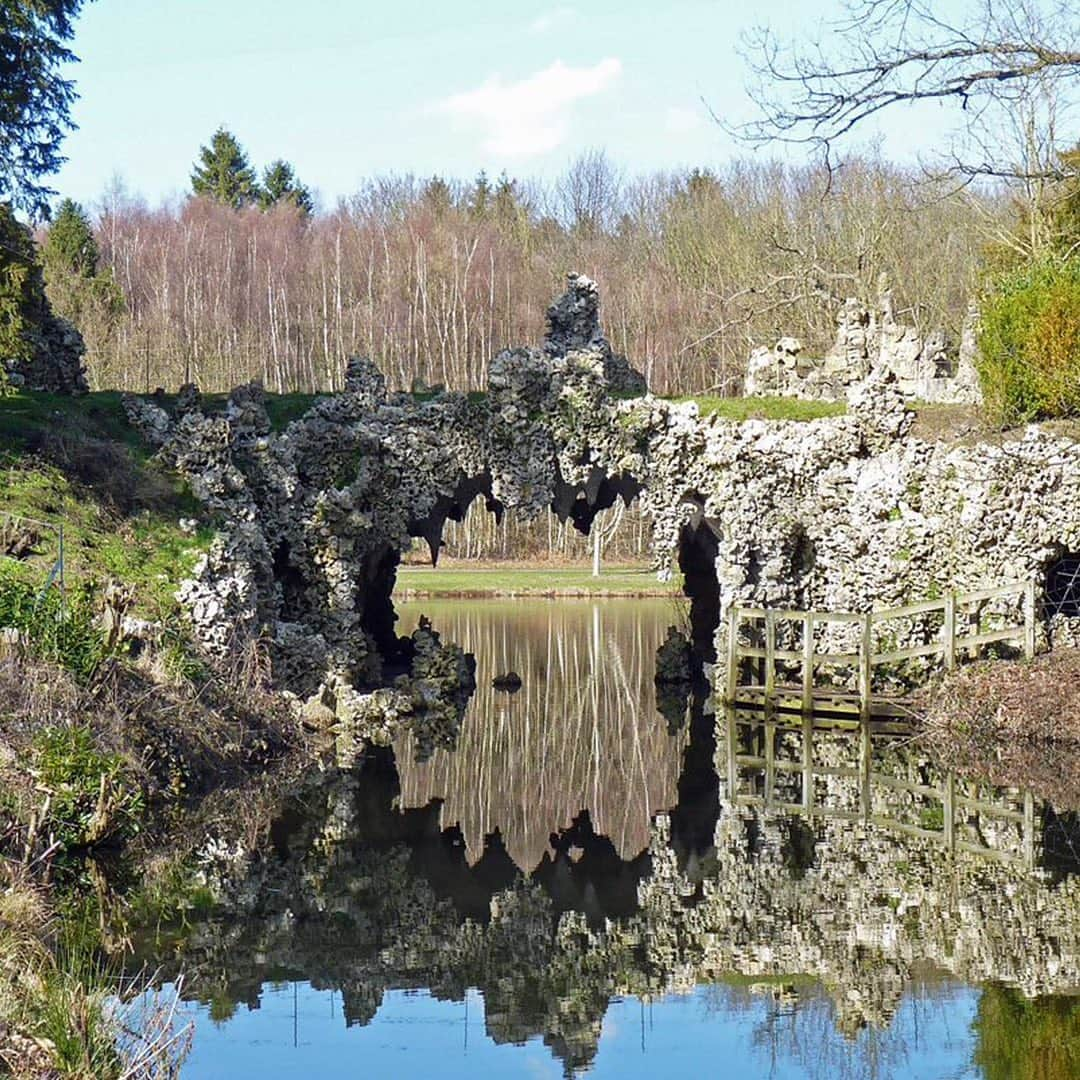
(724, 580), (1038, 719)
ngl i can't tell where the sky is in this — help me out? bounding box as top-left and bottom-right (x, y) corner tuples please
(51, 0), (965, 212)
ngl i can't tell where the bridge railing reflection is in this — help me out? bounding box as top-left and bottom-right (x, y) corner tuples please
(720, 705), (1039, 869)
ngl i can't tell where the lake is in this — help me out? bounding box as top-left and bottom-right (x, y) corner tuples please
(132, 598), (1079, 1078)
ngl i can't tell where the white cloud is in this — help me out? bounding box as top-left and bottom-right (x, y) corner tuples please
(436, 58), (622, 157)
(665, 105), (708, 134)
(529, 6), (574, 34)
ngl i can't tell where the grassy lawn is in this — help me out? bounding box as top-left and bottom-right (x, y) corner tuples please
(665, 395), (847, 421)
(395, 563), (680, 597)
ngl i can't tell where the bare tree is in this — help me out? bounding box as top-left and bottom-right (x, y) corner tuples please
(738, 0), (1080, 191)
(554, 149), (623, 236)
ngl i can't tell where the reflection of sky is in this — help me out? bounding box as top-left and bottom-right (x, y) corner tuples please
(171, 982), (982, 1079)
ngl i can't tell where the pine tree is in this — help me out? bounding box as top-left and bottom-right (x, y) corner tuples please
(191, 127), (259, 209)
(43, 197), (98, 275)
(0, 203), (43, 366)
(422, 176), (454, 218)
(42, 195), (122, 334)
(258, 159), (313, 216)
(467, 170), (491, 219)
(0, 1), (86, 218)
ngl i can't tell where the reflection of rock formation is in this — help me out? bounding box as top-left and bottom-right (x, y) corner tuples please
(392, 600), (686, 869)
(138, 723), (1078, 1077)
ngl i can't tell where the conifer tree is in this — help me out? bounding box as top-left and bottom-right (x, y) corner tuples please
(467, 171), (491, 219)
(43, 197), (98, 275)
(0, 203), (44, 367)
(191, 127), (259, 209)
(258, 159), (313, 216)
(42, 196), (123, 339)
(0, 1), (86, 218)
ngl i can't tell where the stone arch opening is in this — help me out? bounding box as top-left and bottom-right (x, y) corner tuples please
(1045, 552), (1080, 618)
(678, 502), (721, 661)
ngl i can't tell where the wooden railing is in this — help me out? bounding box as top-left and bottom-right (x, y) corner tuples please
(725, 580), (1037, 717)
(722, 707), (1039, 869)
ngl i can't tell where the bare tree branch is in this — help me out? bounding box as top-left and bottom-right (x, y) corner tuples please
(736, 0), (1080, 183)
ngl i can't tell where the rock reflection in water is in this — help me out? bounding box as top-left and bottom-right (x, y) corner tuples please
(392, 598), (687, 870)
(139, 698), (1079, 1079)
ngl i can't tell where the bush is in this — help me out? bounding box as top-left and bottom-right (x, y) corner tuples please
(32, 725), (144, 849)
(978, 258), (1080, 426)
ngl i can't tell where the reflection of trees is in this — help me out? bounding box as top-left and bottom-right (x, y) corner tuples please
(702, 977), (970, 1080)
(124, 624), (1080, 1078)
(973, 985), (1080, 1080)
(393, 600), (686, 869)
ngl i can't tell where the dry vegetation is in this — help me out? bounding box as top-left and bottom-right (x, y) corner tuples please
(918, 649), (1080, 809)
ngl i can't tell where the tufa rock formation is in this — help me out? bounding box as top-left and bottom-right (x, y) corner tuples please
(121, 275), (1080, 747)
(745, 276), (981, 405)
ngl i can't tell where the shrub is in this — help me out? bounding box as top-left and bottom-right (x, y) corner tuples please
(978, 258), (1080, 426)
(32, 725), (144, 849)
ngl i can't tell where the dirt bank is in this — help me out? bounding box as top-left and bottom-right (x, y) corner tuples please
(917, 649), (1080, 810)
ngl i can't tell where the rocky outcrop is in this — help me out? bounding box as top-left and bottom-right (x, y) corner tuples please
(120, 276), (1080, 745)
(745, 278), (982, 405)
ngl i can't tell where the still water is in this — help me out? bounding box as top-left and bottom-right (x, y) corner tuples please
(136, 599), (1079, 1079)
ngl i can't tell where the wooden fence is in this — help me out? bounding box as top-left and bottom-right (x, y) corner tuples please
(724, 580), (1037, 718)
(722, 707), (1039, 869)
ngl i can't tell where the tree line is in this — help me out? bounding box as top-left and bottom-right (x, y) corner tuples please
(59, 142), (1007, 398)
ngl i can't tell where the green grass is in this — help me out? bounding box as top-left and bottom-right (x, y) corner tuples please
(0, 389), (144, 454)
(3, 462), (211, 616)
(665, 395), (847, 421)
(395, 564), (680, 597)
(1, 390), (213, 615)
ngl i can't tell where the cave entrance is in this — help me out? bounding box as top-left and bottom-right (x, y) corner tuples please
(1046, 554), (1080, 617)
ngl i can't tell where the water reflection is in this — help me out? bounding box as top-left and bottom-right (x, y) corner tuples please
(125, 600), (1078, 1078)
(393, 599), (687, 870)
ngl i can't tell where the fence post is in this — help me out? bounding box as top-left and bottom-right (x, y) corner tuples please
(1023, 790), (1036, 869)
(859, 717), (871, 821)
(802, 612), (814, 713)
(944, 592), (956, 671)
(1024, 579), (1037, 660)
(802, 713), (813, 812)
(725, 605), (740, 704)
(764, 720), (775, 806)
(859, 613), (873, 721)
(943, 773), (955, 853)
(764, 609), (776, 706)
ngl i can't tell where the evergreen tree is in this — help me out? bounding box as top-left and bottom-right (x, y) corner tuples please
(191, 127), (259, 209)
(0, 202), (44, 366)
(42, 195), (122, 333)
(422, 176), (454, 218)
(258, 159), (313, 216)
(467, 170), (491, 219)
(0, 1), (86, 218)
(43, 197), (98, 275)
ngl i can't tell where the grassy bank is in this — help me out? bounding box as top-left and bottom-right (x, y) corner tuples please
(395, 562), (681, 598)
(666, 395), (846, 422)
(0, 389), (305, 1077)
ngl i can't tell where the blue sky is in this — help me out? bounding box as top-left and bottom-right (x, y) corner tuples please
(53, 0), (962, 210)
